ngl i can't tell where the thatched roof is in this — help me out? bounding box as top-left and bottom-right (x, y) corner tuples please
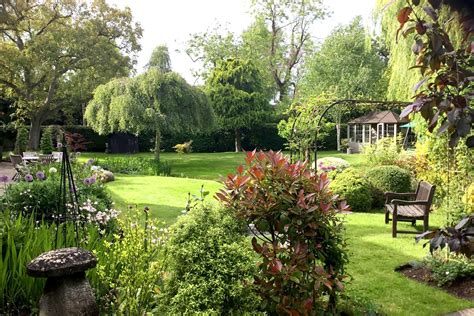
(348, 110), (409, 124)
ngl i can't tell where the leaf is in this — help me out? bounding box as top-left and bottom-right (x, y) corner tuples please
(397, 7), (413, 24)
(466, 135), (474, 148)
(237, 165), (244, 174)
(413, 77), (427, 91)
(402, 26), (416, 38)
(455, 217), (470, 230)
(415, 22), (426, 35)
(415, 230), (436, 243)
(423, 6), (438, 21)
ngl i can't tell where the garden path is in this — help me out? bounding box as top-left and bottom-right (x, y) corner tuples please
(446, 308), (474, 316)
(0, 162), (15, 196)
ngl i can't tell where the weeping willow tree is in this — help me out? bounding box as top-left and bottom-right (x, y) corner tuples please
(85, 70), (214, 160)
(375, 0), (465, 101)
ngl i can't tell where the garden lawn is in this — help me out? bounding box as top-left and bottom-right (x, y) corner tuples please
(106, 174), (222, 225)
(80, 151), (367, 180)
(80, 150), (472, 314)
(344, 211), (473, 316)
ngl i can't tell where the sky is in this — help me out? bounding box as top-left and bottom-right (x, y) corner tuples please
(107, 0), (377, 84)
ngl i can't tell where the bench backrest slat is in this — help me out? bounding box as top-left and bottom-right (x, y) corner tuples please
(415, 181), (436, 212)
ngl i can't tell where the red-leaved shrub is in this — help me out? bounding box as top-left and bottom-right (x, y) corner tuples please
(216, 150), (349, 314)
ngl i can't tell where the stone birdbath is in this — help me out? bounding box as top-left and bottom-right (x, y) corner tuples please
(27, 247), (99, 316)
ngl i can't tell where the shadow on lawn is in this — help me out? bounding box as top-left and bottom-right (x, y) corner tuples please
(345, 237), (472, 315)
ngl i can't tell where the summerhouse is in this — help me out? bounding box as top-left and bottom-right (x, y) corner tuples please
(347, 110), (409, 153)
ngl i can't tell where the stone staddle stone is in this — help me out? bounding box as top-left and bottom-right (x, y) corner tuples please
(27, 247), (99, 316)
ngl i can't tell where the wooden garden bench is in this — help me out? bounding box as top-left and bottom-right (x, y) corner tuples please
(384, 181), (436, 238)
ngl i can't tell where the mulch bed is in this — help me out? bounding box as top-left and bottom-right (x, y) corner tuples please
(396, 264), (474, 301)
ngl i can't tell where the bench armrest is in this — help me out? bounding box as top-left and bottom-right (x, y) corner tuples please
(385, 192), (416, 203)
(391, 199), (428, 205)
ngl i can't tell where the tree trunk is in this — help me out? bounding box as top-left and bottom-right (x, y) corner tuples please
(155, 129), (161, 161)
(336, 123), (341, 151)
(234, 128), (242, 152)
(28, 117), (42, 150)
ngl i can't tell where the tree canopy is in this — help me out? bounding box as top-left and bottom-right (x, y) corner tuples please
(85, 46), (214, 160)
(0, 0), (142, 149)
(206, 57), (270, 152)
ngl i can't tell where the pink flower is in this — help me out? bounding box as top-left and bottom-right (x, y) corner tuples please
(24, 174), (33, 182)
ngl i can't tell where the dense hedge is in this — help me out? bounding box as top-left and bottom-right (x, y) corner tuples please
(330, 168), (373, 212)
(366, 165), (413, 207)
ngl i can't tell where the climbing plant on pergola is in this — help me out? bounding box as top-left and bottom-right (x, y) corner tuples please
(288, 99), (410, 165)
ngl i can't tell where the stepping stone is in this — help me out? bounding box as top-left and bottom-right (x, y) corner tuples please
(27, 247), (99, 316)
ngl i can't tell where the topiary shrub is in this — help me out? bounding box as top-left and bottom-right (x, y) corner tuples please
(40, 126), (54, 154)
(366, 165), (412, 207)
(217, 151), (349, 314)
(160, 204), (260, 314)
(14, 125), (29, 154)
(330, 168), (373, 212)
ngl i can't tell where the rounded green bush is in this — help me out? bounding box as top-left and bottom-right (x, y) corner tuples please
(366, 165), (412, 207)
(330, 168), (373, 212)
(161, 204), (261, 314)
(366, 165), (412, 193)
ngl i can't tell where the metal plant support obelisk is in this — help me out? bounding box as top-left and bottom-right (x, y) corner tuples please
(55, 139), (83, 248)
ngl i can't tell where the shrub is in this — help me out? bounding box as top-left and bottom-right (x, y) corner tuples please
(330, 168), (373, 212)
(92, 210), (166, 314)
(160, 204), (260, 314)
(97, 157), (172, 176)
(173, 140), (193, 154)
(40, 127), (54, 154)
(14, 126), (29, 154)
(424, 251), (474, 286)
(1, 162), (113, 220)
(217, 151), (349, 314)
(363, 136), (404, 167)
(315, 157), (350, 179)
(366, 165), (412, 207)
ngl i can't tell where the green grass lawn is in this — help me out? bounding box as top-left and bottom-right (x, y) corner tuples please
(79, 150), (472, 314)
(80, 150), (367, 180)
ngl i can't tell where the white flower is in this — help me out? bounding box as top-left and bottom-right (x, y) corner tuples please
(49, 167), (58, 174)
(91, 166), (99, 171)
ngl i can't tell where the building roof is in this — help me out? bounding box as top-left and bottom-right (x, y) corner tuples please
(348, 110), (409, 124)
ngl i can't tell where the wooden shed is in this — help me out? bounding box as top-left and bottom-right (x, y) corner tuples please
(347, 110), (409, 153)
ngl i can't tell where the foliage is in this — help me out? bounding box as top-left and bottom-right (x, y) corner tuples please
(85, 64), (214, 160)
(363, 136), (405, 167)
(147, 45), (172, 72)
(14, 125), (29, 154)
(40, 127), (54, 154)
(206, 57), (270, 152)
(277, 95), (335, 158)
(92, 211), (166, 314)
(367, 165), (412, 193)
(367, 165), (413, 207)
(416, 214), (474, 258)
(300, 16), (388, 101)
(410, 120), (473, 223)
(330, 168), (373, 212)
(249, 0), (328, 102)
(160, 204), (260, 314)
(0, 212), (105, 314)
(0, 0), (142, 149)
(173, 140), (193, 154)
(395, 0), (473, 148)
(316, 157), (350, 173)
(1, 162), (113, 220)
(217, 150), (349, 314)
(424, 250), (474, 286)
(65, 132), (89, 152)
(97, 157), (172, 176)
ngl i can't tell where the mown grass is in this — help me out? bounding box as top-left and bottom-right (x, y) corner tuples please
(78, 150), (473, 314)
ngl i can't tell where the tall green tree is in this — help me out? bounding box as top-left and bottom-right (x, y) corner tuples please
(85, 48), (214, 161)
(249, 0), (328, 104)
(206, 58), (270, 152)
(0, 0), (142, 149)
(299, 17), (388, 149)
(147, 45), (172, 72)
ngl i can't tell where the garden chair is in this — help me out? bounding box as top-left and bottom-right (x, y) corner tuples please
(9, 154), (24, 181)
(384, 181), (436, 238)
(39, 154), (55, 164)
(52, 151), (63, 162)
